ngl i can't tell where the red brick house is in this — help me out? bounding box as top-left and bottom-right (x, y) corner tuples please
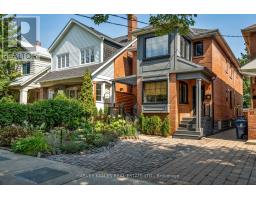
(240, 24), (256, 142)
(113, 21), (243, 138)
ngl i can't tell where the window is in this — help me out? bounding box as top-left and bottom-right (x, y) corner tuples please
(22, 62), (31, 75)
(230, 90), (233, 109)
(180, 36), (191, 60)
(81, 47), (95, 64)
(225, 59), (229, 74)
(57, 53), (69, 68)
(96, 83), (102, 101)
(193, 41), (204, 57)
(179, 81), (188, 104)
(66, 87), (78, 99)
(145, 35), (168, 58)
(143, 81), (167, 104)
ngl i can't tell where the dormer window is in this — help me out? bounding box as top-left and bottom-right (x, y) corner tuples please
(22, 62), (31, 75)
(145, 35), (169, 59)
(81, 47), (95, 64)
(57, 53), (69, 68)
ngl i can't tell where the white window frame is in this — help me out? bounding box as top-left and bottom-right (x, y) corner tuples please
(80, 47), (95, 65)
(96, 83), (102, 102)
(57, 53), (69, 69)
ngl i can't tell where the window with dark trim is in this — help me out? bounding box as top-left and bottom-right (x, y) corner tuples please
(22, 62), (31, 75)
(193, 41), (204, 57)
(179, 81), (188, 104)
(96, 83), (102, 101)
(143, 81), (167, 104)
(180, 36), (191, 60)
(145, 35), (169, 59)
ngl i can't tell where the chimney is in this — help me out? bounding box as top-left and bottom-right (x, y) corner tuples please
(128, 14), (137, 41)
(35, 40), (41, 46)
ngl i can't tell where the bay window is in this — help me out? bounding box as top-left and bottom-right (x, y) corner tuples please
(96, 83), (102, 101)
(145, 35), (169, 59)
(143, 81), (167, 104)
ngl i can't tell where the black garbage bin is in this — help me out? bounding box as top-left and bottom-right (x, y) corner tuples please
(235, 117), (248, 139)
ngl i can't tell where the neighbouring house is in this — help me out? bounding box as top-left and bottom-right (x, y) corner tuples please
(9, 40), (51, 104)
(37, 18), (137, 112)
(112, 25), (243, 138)
(240, 24), (256, 142)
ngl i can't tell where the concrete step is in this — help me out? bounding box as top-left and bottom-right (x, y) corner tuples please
(177, 127), (196, 131)
(172, 133), (202, 140)
(179, 123), (196, 129)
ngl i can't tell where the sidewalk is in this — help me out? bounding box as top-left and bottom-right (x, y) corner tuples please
(0, 149), (150, 185)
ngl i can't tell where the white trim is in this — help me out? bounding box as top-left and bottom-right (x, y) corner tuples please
(49, 19), (104, 52)
(100, 39), (104, 63)
(92, 38), (137, 76)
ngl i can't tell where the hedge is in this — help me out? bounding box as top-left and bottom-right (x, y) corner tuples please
(0, 99), (85, 130)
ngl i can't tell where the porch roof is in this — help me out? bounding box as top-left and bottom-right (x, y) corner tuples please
(241, 58), (256, 76)
(112, 75), (137, 86)
(174, 57), (216, 82)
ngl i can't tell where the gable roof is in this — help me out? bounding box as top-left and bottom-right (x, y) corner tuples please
(48, 18), (123, 52)
(38, 39), (137, 83)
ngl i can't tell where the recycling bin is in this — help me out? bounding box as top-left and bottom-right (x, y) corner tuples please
(235, 117), (248, 139)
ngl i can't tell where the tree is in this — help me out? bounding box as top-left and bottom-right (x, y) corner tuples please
(0, 14), (21, 99)
(91, 14), (197, 36)
(79, 70), (97, 118)
(238, 48), (251, 108)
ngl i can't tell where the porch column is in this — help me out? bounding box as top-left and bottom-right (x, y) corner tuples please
(112, 82), (116, 106)
(20, 88), (28, 104)
(196, 79), (202, 133)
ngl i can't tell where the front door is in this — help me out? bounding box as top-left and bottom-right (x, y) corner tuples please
(192, 85), (205, 116)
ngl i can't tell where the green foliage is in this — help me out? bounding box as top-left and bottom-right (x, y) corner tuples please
(29, 99), (84, 130)
(54, 90), (68, 100)
(0, 95), (15, 103)
(149, 14), (196, 36)
(238, 48), (251, 108)
(0, 125), (32, 146)
(79, 71), (97, 117)
(91, 14), (196, 36)
(161, 117), (170, 137)
(140, 115), (170, 136)
(0, 102), (28, 127)
(11, 131), (51, 156)
(60, 142), (88, 154)
(0, 99), (84, 130)
(0, 15), (22, 99)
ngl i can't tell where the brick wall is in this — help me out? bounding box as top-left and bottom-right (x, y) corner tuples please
(248, 110), (256, 140)
(192, 37), (243, 124)
(115, 91), (135, 114)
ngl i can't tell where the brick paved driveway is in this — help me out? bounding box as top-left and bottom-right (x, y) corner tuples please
(48, 129), (256, 185)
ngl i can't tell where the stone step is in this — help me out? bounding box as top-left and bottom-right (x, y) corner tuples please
(179, 123), (196, 129)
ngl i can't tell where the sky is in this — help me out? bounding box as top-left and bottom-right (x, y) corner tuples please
(20, 14), (256, 58)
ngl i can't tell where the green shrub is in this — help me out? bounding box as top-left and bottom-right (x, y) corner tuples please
(161, 117), (170, 137)
(11, 131), (51, 156)
(29, 99), (85, 130)
(142, 116), (161, 135)
(0, 125), (32, 146)
(54, 90), (68, 100)
(60, 142), (88, 154)
(0, 95), (16, 103)
(0, 102), (28, 127)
